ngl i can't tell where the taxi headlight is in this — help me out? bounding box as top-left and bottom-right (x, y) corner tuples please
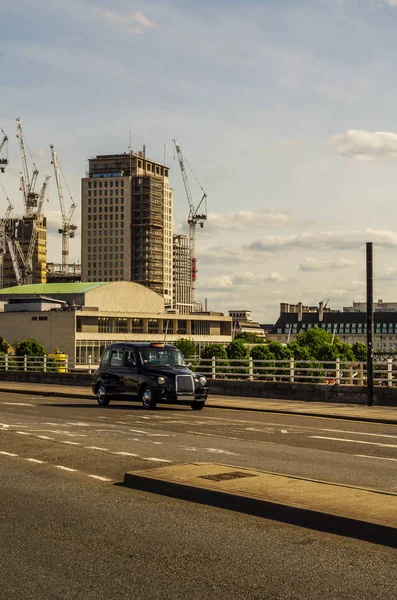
(158, 376), (166, 385)
(198, 376), (207, 386)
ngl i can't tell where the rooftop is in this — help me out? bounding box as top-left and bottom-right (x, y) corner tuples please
(0, 282), (108, 296)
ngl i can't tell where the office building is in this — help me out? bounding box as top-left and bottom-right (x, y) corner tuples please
(173, 234), (193, 313)
(81, 151), (173, 307)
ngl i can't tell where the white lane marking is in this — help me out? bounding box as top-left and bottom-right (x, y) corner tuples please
(147, 433), (170, 437)
(0, 451), (18, 456)
(45, 423), (59, 426)
(139, 416), (150, 419)
(87, 474), (113, 482)
(310, 436), (397, 448)
(355, 454), (397, 462)
(2, 402), (34, 406)
(281, 430), (288, 434)
(38, 436), (54, 440)
(26, 458), (45, 464)
(66, 422), (91, 427)
(16, 431), (30, 435)
(322, 428), (397, 439)
(0, 423), (9, 428)
(204, 447), (239, 456)
(112, 451), (139, 457)
(61, 441), (80, 446)
(141, 457), (172, 463)
(129, 429), (147, 434)
(55, 466), (77, 472)
(85, 446), (108, 451)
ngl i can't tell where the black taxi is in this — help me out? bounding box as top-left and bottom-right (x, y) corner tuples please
(91, 342), (209, 410)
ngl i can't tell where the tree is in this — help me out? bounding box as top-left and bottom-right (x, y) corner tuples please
(14, 339), (47, 356)
(351, 342), (367, 362)
(234, 332), (265, 344)
(226, 339), (249, 360)
(295, 328), (332, 359)
(0, 336), (9, 354)
(250, 344), (275, 379)
(173, 338), (197, 359)
(200, 344), (229, 377)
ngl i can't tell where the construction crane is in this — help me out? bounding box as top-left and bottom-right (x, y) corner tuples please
(16, 118), (40, 217)
(6, 236), (23, 286)
(50, 144), (77, 273)
(173, 140), (207, 307)
(22, 175), (50, 284)
(0, 127), (9, 173)
(0, 180), (14, 288)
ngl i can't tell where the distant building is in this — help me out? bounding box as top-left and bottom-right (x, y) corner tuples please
(81, 151), (173, 307)
(0, 281), (232, 360)
(343, 300), (397, 313)
(228, 310), (266, 338)
(3, 216), (47, 287)
(46, 262), (81, 284)
(268, 301), (397, 351)
(173, 234), (193, 313)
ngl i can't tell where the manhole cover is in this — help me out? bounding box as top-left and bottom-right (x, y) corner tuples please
(199, 471), (257, 482)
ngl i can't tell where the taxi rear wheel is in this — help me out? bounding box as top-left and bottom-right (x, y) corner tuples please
(190, 401), (205, 411)
(96, 383), (110, 406)
(140, 385), (157, 410)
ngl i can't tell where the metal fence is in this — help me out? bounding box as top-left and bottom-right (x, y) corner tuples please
(1, 354), (396, 387)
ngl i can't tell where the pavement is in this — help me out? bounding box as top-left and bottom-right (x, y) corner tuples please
(0, 379), (396, 424)
(124, 462), (397, 548)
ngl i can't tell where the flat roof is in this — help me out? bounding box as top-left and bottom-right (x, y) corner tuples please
(0, 282), (108, 296)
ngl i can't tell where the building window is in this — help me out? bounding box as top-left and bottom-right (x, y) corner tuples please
(131, 319), (144, 333)
(148, 319), (159, 334)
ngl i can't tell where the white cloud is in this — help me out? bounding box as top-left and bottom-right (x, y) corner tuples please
(264, 272), (286, 283)
(97, 9), (155, 34)
(329, 130), (397, 161)
(376, 267), (397, 280)
(206, 209), (298, 232)
(299, 257), (356, 271)
(246, 229), (397, 254)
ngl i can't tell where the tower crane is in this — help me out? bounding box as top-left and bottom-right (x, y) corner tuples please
(22, 175), (50, 285)
(173, 140), (207, 308)
(0, 127), (9, 173)
(0, 180), (14, 288)
(16, 118), (40, 217)
(50, 144), (77, 273)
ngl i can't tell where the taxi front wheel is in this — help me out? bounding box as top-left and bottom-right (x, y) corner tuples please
(190, 401), (205, 411)
(140, 385), (157, 410)
(96, 383), (111, 406)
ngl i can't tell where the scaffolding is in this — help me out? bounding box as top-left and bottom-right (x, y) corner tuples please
(131, 175), (164, 296)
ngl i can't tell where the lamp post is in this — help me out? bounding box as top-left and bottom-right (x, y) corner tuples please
(366, 242), (374, 407)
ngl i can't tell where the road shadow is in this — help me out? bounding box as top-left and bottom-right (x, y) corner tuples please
(42, 402), (191, 412)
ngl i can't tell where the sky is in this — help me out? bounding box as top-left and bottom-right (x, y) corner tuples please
(2, 0), (397, 322)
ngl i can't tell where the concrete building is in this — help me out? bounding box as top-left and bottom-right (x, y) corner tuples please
(173, 234), (193, 313)
(3, 216), (47, 287)
(81, 151), (173, 307)
(343, 300), (397, 313)
(46, 262), (81, 283)
(228, 310), (266, 338)
(0, 281), (232, 362)
(268, 301), (397, 351)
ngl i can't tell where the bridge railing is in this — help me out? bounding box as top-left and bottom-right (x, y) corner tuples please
(0, 355), (396, 387)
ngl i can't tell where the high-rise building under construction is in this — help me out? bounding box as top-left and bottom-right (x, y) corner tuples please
(2, 216), (47, 287)
(173, 234), (193, 313)
(81, 152), (173, 307)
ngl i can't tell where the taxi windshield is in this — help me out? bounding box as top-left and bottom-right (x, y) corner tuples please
(139, 347), (187, 368)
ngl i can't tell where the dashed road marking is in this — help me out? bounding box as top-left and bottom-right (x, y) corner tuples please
(16, 431), (30, 435)
(310, 435), (397, 448)
(87, 474), (113, 482)
(0, 451), (18, 456)
(112, 451), (139, 457)
(85, 446), (108, 451)
(61, 441), (80, 446)
(26, 458), (45, 464)
(355, 454), (397, 462)
(2, 402), (34, 407)
(322, 428), (397, 439)
(141, 457), (172, 463)
(55, 465), (77, 472)
(38, 436), (54, 440)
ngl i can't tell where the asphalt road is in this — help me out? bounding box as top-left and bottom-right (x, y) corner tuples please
(1, 391), (397, 600)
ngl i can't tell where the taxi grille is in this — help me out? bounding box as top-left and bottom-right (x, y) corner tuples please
(176, 375), (194, 393)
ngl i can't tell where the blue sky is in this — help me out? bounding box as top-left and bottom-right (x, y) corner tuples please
(2, 0), (397, 321)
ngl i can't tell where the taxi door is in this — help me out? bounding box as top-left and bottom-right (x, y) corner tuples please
(119, 349), (140, 397)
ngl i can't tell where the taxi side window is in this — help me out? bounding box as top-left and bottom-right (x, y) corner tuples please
(110, 349), (124, 367)
(124, 350), (137, 367)
(100, 348), (111, 367)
